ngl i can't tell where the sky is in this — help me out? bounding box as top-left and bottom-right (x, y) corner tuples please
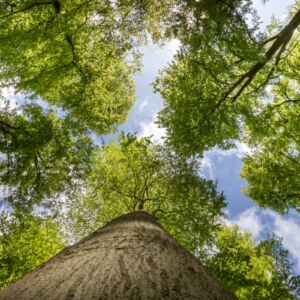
(1, 0), (299, 274)
(107, 0), (300, 273)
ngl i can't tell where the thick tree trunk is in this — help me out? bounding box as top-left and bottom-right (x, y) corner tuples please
(0, 211), (237, 300)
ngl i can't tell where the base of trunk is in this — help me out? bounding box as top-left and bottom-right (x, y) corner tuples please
(0, 211), (237, 300)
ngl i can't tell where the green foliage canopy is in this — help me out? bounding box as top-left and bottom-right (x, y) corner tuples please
(0, 0), (174, 133)
(241, 35), (300, 213)
(154, 0), (300, 212)
(207, 226), (300, 299)
(155, 0), (263, 155)
(65, 133), (226, 258)
(0, 211), (64, 289)
(0, 98), (95, 209)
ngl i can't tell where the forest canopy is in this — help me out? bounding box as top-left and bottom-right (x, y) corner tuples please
(0, 0), (299, 298)
(154, 0), (300, 213)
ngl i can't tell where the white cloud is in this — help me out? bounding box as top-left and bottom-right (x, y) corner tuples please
(266, 211), (300, 272)
(141, 39), (180, 76)
(163, 39), (181, 58)
(138, 98), (149, 112)
(1, 87), (18, 109)
(200, 154), (215, 179)
(198, 141), (251, 180)
(225, 142), (252, 158)
(138, 114), (166, 142)
(213, 142), (252, 159)
(232, 207), (263, 238)
(221, 214), (233, 228)
(0, 87), (27, 110)
(229, 207), (300, 272)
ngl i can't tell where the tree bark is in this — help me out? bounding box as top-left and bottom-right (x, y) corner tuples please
(0, 211), (238, 300)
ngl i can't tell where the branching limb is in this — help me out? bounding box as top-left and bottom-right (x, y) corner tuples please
(260, 34), (280, 46)
(217, 0), (258, 44)
(198, 9), (300, 128)
(272, 99), (300, 109)
(230, 9), (300, 101)
(65, 34), (88, 81)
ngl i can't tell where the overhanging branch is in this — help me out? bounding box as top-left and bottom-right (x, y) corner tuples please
(198, 9), (300, 127)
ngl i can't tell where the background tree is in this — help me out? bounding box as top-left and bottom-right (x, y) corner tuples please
(64, 133), (225, 258)
(241, 27), (300, 213)
(154, 0), (300, 212)
(0, 0), (175, 133)
(0, 97), (95, 210)
(154, 0), (263, 155)
(0, 0), (175, 211)
(0, 210), (64, 289)
(206, 226), (300, 300)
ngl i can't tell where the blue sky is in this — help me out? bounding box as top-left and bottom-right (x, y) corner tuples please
(108, 0), (300, 273)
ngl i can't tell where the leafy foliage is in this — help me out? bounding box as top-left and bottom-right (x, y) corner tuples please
(241, 31), (300, 213)
(0, 98), (95, 209)
(65, 133), (226, 258)
(0, 1), (299, 296)
(0, 0), (174, 133)
(154, 0), (263, 155)
(0, 211), (64, 289)
(154, 0), (300, 212)
(241, 141), (300, 214)
(156, 0), (300, 156)
(207, 226), (300, 299)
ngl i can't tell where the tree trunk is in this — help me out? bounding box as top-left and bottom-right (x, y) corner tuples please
(0, 211), (238, 300)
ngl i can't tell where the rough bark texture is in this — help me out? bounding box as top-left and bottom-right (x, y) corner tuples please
(0, 211), (238, 300)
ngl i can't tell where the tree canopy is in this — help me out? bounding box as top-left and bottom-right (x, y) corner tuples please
(207, 226), (300, 300)
(0, 98), (95, 209)
(240, 37), (300, 213)
(0, 0), (174, 133)
(0, 211), (64, 288)
(154, 0), (300, 213)
(0, 0), (299, 297)
(64, 133), (225, 258)
(0, 0), (175, 210)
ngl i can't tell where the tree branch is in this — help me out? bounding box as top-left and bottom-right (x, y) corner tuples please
(217, 0), (258, 44)
(272, 99), (300, 109)
(65, 34), (88, 81)
(198, 9), (300, 128)
(230, 9), (300, 101)
(260, 34), (280, 46)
